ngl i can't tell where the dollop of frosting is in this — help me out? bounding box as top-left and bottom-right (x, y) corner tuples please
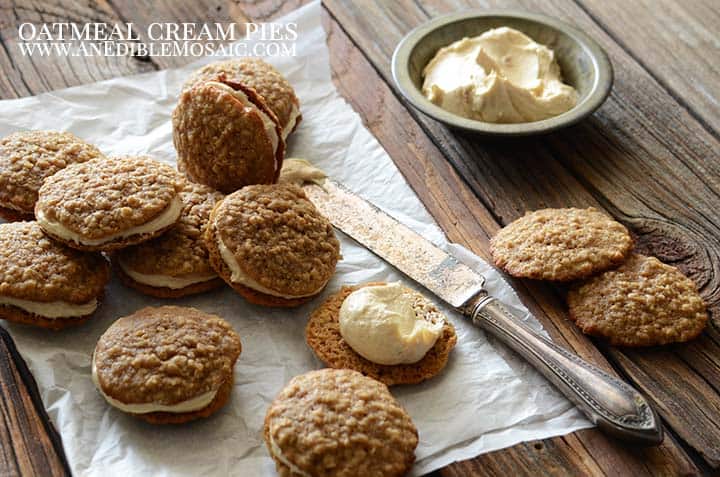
(422, 27), (578, 123)
(338, 282), (444, 365)
(278, 158), (327, 187)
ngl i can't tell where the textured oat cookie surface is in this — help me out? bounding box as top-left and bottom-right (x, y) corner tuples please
(567, 254), (707, 346)
(173, 80), (284, 193)
(264, 369), (418, 477)
(306, 283), (457, 385)
(36, 156), (182, 241)
(183, 58), (301, 134)
(93, 306), (241, 405)
(0, 222), (109, 303)
(0, 130), (104, 215)
(207, 184), (340, 297)
(490, 207), (633, 281)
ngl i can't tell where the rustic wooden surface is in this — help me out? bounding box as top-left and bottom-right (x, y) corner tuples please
(0, 0), (718, 476)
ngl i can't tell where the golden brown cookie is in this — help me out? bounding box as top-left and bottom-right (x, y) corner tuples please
(264, 369), (418, 477)
(114, 181), (225, 298)
(306, 282), (457, 385)
(183, 58), (301, 139)
(0, 222), (109, 330)
(35, 156), (183, 252)
(204, 184), (340, 307)
(567, 254), (708, 346)
(490, 207), (633, 281)
(0, 130), (105, 220)
(92, 306), (241, 423)
(173, 79), (285, 193)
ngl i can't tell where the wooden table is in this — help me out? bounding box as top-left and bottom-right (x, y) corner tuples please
(0, 1), (718, 475)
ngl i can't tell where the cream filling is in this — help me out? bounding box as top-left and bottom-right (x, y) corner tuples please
(278, 158), (327, 187)
(268, 431), (311, 477)
(217, 236), (326, 299)
(118, 259), (217, 290)
(282, 103), (301, 140)
(91, 356), (217, 414)
(36, 195), (183, 247)
(0, 296), (97, 319)
(208, 81), (279, 156)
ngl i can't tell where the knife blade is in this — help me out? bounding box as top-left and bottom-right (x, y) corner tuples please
(303, 179), (663, 445)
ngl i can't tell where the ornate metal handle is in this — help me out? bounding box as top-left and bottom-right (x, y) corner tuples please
(467, 294), (663, 445)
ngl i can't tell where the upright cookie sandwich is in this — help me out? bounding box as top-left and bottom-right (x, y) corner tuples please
(205, 184), (340, 307)
(92, 306), (241, 424)
(115, 181), (225, 298)
(35, 155), (183, 251)
(0, 222), (109, 329)
(0, 130), (104, 221)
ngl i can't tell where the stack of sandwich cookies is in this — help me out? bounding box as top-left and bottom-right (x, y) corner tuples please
(264, 369), (418, 477)
(92, 306), (241, 424)
(0, 130), (104, 221)
(173, 79), (284, 193)
(35, 156), (183, 252)
(306, 282), (457, 385)
(205, 184), (340, 307)
(0, 222), (109, 329)
(183, 58), (302, 140)
(115, 182), (225, 298)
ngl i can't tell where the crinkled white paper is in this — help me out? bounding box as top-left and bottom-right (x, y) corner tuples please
(0, 2), (591, 475)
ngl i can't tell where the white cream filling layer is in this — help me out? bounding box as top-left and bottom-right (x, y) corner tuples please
(118, 259), (217, 290)
(282, 103), (301, 140)
(91, 356), (217, 414)
(0, 296), (97, 319)
(37, 195), (183, 247)
(217, 235), (326, 299)
(269, 431), (311, 477)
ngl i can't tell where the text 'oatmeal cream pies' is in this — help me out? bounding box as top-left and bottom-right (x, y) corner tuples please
(205, 184), (341, 307)
(183, 58), (302, 140)
(490, 207), (634, 281)
(35, 155), (183, 252)
(0, 222), (109, 330)
(0, 130), (104, 221)
(92, 306), (241, 424)
(264, 369), (418, 477)
(173, 79), (285, 193)
(306, 282), (457, 385)
(115, 182), (225, 298)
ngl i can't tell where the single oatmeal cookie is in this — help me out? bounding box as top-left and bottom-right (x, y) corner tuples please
(92, 306), (241, 424)
(567, 254), (707, 346)
(264, 369), (418, 477)
(490, 207), (633, 281)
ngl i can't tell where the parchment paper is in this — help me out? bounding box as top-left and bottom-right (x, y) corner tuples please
(0, 2), (591, 475)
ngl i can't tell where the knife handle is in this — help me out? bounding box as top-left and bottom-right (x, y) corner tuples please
(467, 294), (663, 445)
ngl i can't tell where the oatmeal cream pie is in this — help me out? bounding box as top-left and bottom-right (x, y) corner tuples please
(264, 369), (418, 477)
(115, 182), (225, 298)
(183, 58), (301, 139)
(92, 306), (241, 424)
(35, 156), (183, 252)
(0, 222), (109, 330)
(0, 130), (104, 221)
(306, 282), (457, 385)
(173, 79), (285, 193)
(490, 207), (634, 281)
(567, 254), (707, 347)
(205, 184), (340, 307)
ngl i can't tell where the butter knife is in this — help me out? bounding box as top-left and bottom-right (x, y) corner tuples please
(303, 179), (663, 445)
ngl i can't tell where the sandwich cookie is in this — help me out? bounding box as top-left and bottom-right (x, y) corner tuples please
(92, 306), (241, 424)
(183, 58), (301, 139)
(0, 130), (104, 221)
(306, 282), (457, 385)
(173, 79), (285, 193)
(0, 222), (109, 330)
(490, 207), (634, 281)
(264, 369), (418, 477)
(567, 254), (707, 347)
(115, 182), (225, 298)
(35, 156), (183, 252)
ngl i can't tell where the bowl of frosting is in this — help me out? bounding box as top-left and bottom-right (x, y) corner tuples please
(391, 10), (613, 135)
